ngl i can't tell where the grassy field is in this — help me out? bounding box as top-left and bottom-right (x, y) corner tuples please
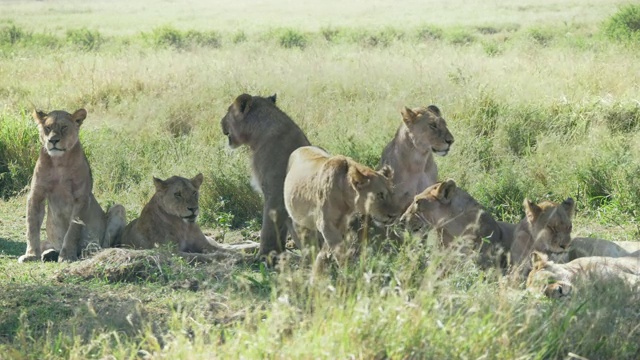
(1, 0), (640, 358)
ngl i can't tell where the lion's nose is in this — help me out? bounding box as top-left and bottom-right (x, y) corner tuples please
(49, 139), (59, 145)
(188, 207), (198, 215)
(446, 138), (454, 145)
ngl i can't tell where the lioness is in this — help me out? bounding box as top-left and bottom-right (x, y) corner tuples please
(379, 105), (454, 212)
(20, 109), (126, 263)
(510, 198), (575, 268)
(527, 251), (640, 298)
(400, 179), (514, 264)
(119, 174), (258, 257)
(221, 93), (311, 258)
(284, 146), (398, 270)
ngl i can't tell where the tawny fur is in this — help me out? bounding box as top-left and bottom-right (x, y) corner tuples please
(284, 146), (398, 272)
(527, 251), (640, 298)
(119, 174), (258, 257)
(221, 93), (311, 257)
(379, 105), (454, 212)
(400, 179), (514, 266)
(21, 109), (125, 263)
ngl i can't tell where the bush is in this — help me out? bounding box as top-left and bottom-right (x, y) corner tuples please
(528, 27), (555, 46)
(603, 4), (640, 42)
(0, 112), (39, 199)
(232, 31), (247, 44)
(66, 28), (103, 50)
(149, 25), (184, 48)
(416, 25), (444, 41)
(0, 24), (27, 45)
(278, 29), (307, 49)
(446, 29), (475, 45)
(185, 30), (221, 48)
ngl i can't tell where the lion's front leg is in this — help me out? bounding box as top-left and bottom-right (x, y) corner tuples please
(20, 190), (46, 263)
(58, 196), (90, 262)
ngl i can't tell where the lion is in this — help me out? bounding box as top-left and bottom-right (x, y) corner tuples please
(526, 251), (640, 298)
(509, 198), (575, 269)
(284, 146), (398, 272)
(20, 109), (126, 263)
(118, 174), (258, 259)
(221, 93), (311, 258)
(379, 105), (454, 212)
(557, 237), (640, 262)
(399, 179), (515, 266)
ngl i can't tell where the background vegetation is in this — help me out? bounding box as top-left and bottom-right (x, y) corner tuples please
(1, 0), (640, 358)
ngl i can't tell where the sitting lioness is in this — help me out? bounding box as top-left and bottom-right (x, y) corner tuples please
(284, 146), (398, 271)
(119, 174), (258, 257)
(400, 179), (515, 265)
(379, 105), (454, 212)
(526, 251), (640, 298)
(20, 109), (126, 263)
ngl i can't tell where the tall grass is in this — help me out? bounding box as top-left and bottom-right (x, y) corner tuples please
(1, 1), (640, 358)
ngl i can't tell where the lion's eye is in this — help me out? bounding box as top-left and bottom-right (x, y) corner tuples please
(429, 123), (438, 130)
(192, 191), (197, 197)
(61, 126), (67, 133)
(174, 192), (182, 198)
(45, 126), (51, 132)
(377, 192), (385, 200)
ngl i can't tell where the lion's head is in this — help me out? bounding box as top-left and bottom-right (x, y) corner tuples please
(400, 179), (461, 229)
(348, 163), (398, 225)
(32, 109), (87, 157)
(526, 252), (573, 298)
(401, 105), (454, 156)
(524, 197), (575, 254)
(220, 93), (278, 149)
(153, 173), (204, 223)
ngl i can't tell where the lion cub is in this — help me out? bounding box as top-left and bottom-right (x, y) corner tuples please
(119, 174), (257, 256)
(284, 146), (398, 271)
(510, 198), (575, 268)
(527, 251), (640, 298)
(20, 109), (126, 263)
(379, 105), (454, 212)
(400, 179), (514, 264)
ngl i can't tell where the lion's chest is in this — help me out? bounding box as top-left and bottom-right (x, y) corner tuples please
(42, 168), (87, 215)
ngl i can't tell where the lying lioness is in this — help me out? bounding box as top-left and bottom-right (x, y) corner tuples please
(20, 109), (126, 263)
(118, 174), (258, 259)
(284, 146), (398, 271)
(527, 251), (640, 298)
(400, 179), (514, 265)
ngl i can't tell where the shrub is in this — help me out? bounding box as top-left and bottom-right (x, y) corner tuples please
(185, 30), (221, 48)
(66, 28), (103, 50)
(446, 29), (475, 45)
(416, 25), (444, 41)
(528, 27), (555, 46)
(0, 112), (39, 199)
(149, 25), (184, 48)
(278, 29), (307, 49)
(232, 31), (247, 44)
(603, 4), (640, 42)
(0, 24), (27, 45)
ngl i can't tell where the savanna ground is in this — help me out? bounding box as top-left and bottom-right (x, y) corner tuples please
(1, 0), (640, 358)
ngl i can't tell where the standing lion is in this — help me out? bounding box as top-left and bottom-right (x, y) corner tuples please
(20, 109), (126, 263)
(220, 93), (311, 257)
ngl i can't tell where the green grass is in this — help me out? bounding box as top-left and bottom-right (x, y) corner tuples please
(1, 0), (640, 358)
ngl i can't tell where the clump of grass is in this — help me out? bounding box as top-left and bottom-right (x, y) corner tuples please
(416, 25), (444, 41)
(0, 111), (39, 199)
(185, 30), (221, 48)
(528, 27), (555, 46)
(0, 24), (27, 45)
(66, 28), (104, 51)
(446, 29), (476, 45)
(277, 28), (308, 49)
(232, 30), (247, 44)
(148, 25), (184, 48)
(603, 4), (640, 42)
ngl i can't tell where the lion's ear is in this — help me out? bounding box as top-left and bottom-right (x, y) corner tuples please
(401, 106), (417, 125)
(191, 173), (204, 189)
(348, 165), (370, 189)
(153, 177), (168, 192)
(427, 105), (441, 117)
(436, 179), (456, 204)
(530, 251), (548, 269)
(71, 109), (87, 126)
(524, 199), (542, 224)
(267, 93), (277, 104)
(561, 197), (575, 218)
(378, 165), (393, 180)
(32, 109), (47, 125)
(233, 94), (253, 115)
